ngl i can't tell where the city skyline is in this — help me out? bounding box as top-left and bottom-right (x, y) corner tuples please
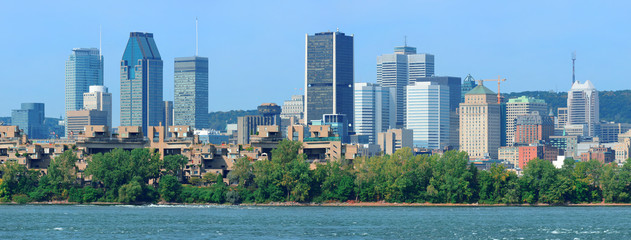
(1, 1), (630, 127)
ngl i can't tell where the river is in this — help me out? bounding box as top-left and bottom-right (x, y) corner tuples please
(0, 205), (629, 239)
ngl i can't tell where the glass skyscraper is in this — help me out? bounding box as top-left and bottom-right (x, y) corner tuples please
(354, 82), (396, 144)
(174, 56), (209, 129)
(12, 103), (46, 139)
(120, 32), (163, 135)
(406, 82), (450, 149)
(305, 31), (354, 130)
(65, 48), (103, 113)
(377, 45), (434, 128)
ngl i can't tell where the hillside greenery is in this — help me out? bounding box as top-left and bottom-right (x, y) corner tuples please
(2, 141), (631, 205)
(207, 110), (257, 131)
(504, 90), (631, 123)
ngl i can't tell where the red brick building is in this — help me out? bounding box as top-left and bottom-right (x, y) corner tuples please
(580, 146), (615, 164)
(514, 112), (554, 145)
(517, 145), (559, 169)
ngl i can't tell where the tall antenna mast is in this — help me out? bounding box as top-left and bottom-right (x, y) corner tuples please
(404, 36), (407, 47)
(99, 25), (102, 57)
(195, 17), (199, 56)
(572, 51), (576, 85)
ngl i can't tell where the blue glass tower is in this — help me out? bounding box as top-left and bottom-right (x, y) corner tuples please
(65, 48), (103, 113)
(12, 103), (46, 139)
(120, 32), (163, 135)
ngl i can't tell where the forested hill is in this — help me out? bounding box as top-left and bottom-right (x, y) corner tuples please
(503, 90), (631, 123)
(208, 110), (258, 131)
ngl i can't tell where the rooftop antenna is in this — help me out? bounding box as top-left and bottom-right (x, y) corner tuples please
(572, 51), (576, 85)
(99, 25), (102, 57)
(195, 17), (199, 56)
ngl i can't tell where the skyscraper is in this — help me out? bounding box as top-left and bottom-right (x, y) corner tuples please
(567, 80), (599, 137)
(406, 81), (450, 149)
(412, 76), (461, 148)
(505, 96), (548, 146)
(12, 103), (46, 139)
(354, 83), (396, 144)
(305, 31), (354, 130)
(174, 56), (209, 129)
(164, 101), (173, 128)
(460, 84), (501, 159)
(83, 85), (112, 130)
(377, 45), (434, 128)
(120, 32), (163, 135)
(65, 48), (103, 113)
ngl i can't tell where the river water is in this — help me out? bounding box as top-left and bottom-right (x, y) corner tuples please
(0, 205), (629, 239)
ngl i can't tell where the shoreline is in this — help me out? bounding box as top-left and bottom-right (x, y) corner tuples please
(4, 201), (631, 207)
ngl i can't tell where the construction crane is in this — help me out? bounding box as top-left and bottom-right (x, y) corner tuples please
(477, 76), (507, 104)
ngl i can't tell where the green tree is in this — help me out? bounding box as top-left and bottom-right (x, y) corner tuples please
(520, 159), (565, 204)
(426, 151), (475, 203)
(227, 157), (254, 186)
(0, 161), (39, 201)
(159, 175), (182, 202)
(163, 154), (188, 181)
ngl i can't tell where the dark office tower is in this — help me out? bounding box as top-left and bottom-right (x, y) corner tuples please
(305, 30), (354, 130)
(120, 32), (163, 135)
(174, 56), (209, 129)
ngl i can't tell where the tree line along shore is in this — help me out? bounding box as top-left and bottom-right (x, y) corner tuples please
(1, 140), (630, 205)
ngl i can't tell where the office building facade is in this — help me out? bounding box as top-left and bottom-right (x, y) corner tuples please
(12, 103), (46, 139)
(354, 83), (396, 144)
(406, 81), (450, 149)
(174, 56), (209, 129)
(412, 76), (461, 148)
(280, 95), (304, 120)
(83, 85), (112, 131)
(65, 48), (103, 113)
(120, 32), (163, 135)
(567, 80), (599, 137)
(459, 85), (501, 159)
(505, 96), (548, 146)
(305, 31), (354, 130)
(377, 45), (434, 128)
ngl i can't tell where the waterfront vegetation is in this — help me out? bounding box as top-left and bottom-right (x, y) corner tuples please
(1, 140), (631, 205)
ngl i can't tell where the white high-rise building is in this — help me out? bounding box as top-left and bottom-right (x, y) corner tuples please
(406, 81), (449, 149)
(377, 45), (434, 128)
(567, 80), (599, 137)
(83, 85), (112, 130)
(280, 95), (304, 120)
(354, 83), (396, 144)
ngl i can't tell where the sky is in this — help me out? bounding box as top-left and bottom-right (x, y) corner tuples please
(1, 0), (630, 127)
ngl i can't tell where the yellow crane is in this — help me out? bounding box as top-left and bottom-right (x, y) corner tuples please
(477, 76), (507, 104)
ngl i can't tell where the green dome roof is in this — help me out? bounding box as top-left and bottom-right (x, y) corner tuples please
(465, 85), (496, 95)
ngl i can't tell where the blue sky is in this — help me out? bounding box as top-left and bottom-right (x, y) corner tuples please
(1, 1), (629, 126)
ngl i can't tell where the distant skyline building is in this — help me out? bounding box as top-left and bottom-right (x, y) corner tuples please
(83, 85), (112, 131)
(406, 81), (450, 149)
(354, 82), (396, 144)
(305, 31), (354, 130)
(164, 101), (173, 128)
(120, 32), (163, 136)
(66, 109), (108, 137)
(461, 74), (477, 103)
(174, 56), (209, 129)
(377, 44), (434, 128)
(65, 48), (104, 113)
(514, 112), (554, 144)
(11, 103), (46, 139)
(459, 84), (501, 159)
(567, 80), (599, 137)
(280, 95), (304, 120)
(505, 96), (548, 146)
